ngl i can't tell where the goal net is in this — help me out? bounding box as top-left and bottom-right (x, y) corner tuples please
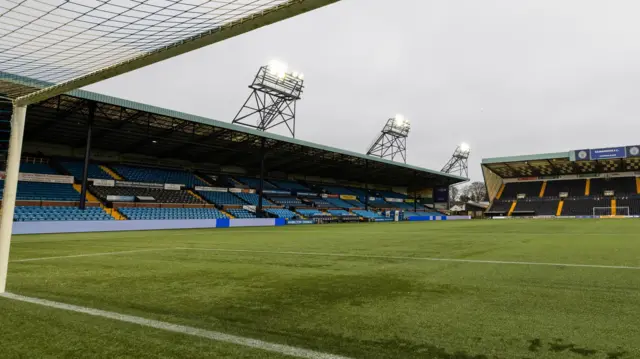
(593, 207), (630, 217)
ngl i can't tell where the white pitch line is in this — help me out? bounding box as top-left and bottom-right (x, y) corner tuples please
(0, 292), (352, 359)
(11, 248), (174, 263)
(177, 247), (640, 271)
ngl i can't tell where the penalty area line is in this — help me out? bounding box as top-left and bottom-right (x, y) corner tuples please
(0, 292), (352, 359)
(176, 247), (640, 271)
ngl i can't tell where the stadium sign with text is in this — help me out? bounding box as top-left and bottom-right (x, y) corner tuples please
(575, 145), (640, 161)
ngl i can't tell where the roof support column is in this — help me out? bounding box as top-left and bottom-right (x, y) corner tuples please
(79, 101), (96, 210)
(257, 137), (266, 217)
(414, 171), (418, 213)
(364, 160), (369, 211)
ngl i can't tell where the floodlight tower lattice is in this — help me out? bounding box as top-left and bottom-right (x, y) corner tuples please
(441, 143), (471, 178)
(366, 115), (411, 163)
(232, 61), (305, 138)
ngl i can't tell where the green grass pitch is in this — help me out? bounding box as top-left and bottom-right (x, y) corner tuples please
(2, 220), (640, 359)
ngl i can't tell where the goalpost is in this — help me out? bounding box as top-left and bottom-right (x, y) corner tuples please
(592, 207), (630, 217)
(0, 0), (340, 293)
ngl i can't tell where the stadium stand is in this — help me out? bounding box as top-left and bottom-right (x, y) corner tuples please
(90, 186), (203, 204)
(265, 208), (297, 219)
(227, 209), (256, 218)
(270, 196), (304, 207)
(308, 197), (331, 208)
(375, 190), (407, 198)
(561, 197), (610, 216)
(512, 198), (558, 216)
(590, 177), (636, 196)
(236, 176), (277, 189)
(0, 181), (80, 201)
(485, 200), (513, 215)
(324, 197), (353, 209)
(119, 207), (227, 220)
(14, 206), (113, 221)
(61, 161), (113, 180)
(544, 180), (586, 198)
(348, 187), (369, 197)
(3, 88), (465, 226)
(616, 196), (640, 215)
(235, 192), (276, 206)
(197, 191), (246, 206)
(368, 198), (390, 208)
(269, 179), (310, 191)
(111, 165), (206, 186)
(353, 210), (386, 220)
(327, 209), (354, 217)
(344, 199), (365, 208)
(322, 185), (356, 195)
(297, 209), (330, 217)
(483, 145), (640, 217)
(404, 211), (444, 217)
(19, 161), (58, 175)
(500, 181), (543, 199)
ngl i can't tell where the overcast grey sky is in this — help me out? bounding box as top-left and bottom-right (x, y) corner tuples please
(87, 0), (640, 182)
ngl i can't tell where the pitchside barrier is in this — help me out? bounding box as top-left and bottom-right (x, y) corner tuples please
(13, 216), (471, 235)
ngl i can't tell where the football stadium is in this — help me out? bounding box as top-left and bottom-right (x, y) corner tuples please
(1, 1), (640, 359)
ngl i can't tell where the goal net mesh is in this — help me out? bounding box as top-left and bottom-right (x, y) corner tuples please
(592, 207), (630, 216)
(0, 0), (333, 101)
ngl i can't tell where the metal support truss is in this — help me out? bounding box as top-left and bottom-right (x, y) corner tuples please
(366, 117), (410, 163)
(232, 65), (304, 138)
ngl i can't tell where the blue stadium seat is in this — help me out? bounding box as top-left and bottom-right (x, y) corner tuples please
(14, 206), (113, 221)
(228, 208), (256, 218)
(112, 165), (207, 186)
(118, 207), (228, 220)
(265, 208), (297, 219)
(236, 177), (277, 190)
(322, 186), (356, 195)
(19, 162), (58, 175)
(353, 210), (386, 219)
(324, 197), (353, 209)
(198, 191), (246, 206)
(0, 181), (80, 201)
(61, 161), (113, 180)
(296, 209), (330, 217)
(268, 179), (310, 191)
(271, 196), (303, 206)
(235, 193), (275, 206)
(328, 209), (354, 216)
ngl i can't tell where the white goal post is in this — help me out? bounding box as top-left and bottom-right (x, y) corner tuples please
(593, 207), (630, 217)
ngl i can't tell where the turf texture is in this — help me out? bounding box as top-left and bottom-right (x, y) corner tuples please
(2, 219), (640, 358)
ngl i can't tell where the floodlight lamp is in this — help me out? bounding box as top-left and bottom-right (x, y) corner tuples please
(298, 73), (304, 80)
(394, 114), (405, 126)
(268, 60), (288, 79)
(460, 142), (470, 153)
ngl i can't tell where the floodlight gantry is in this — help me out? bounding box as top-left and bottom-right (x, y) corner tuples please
(232, 60), (305, 138)
(441, 143), (471, 178)
(366, 115), (411, 163)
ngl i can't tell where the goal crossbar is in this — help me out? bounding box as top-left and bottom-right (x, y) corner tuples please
(0, 0), (340, 106)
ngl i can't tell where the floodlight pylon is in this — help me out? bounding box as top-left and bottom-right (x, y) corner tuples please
(232, 63), (304, 137)
(366, 115), (410, 163)
(441, 144), (470, 178)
